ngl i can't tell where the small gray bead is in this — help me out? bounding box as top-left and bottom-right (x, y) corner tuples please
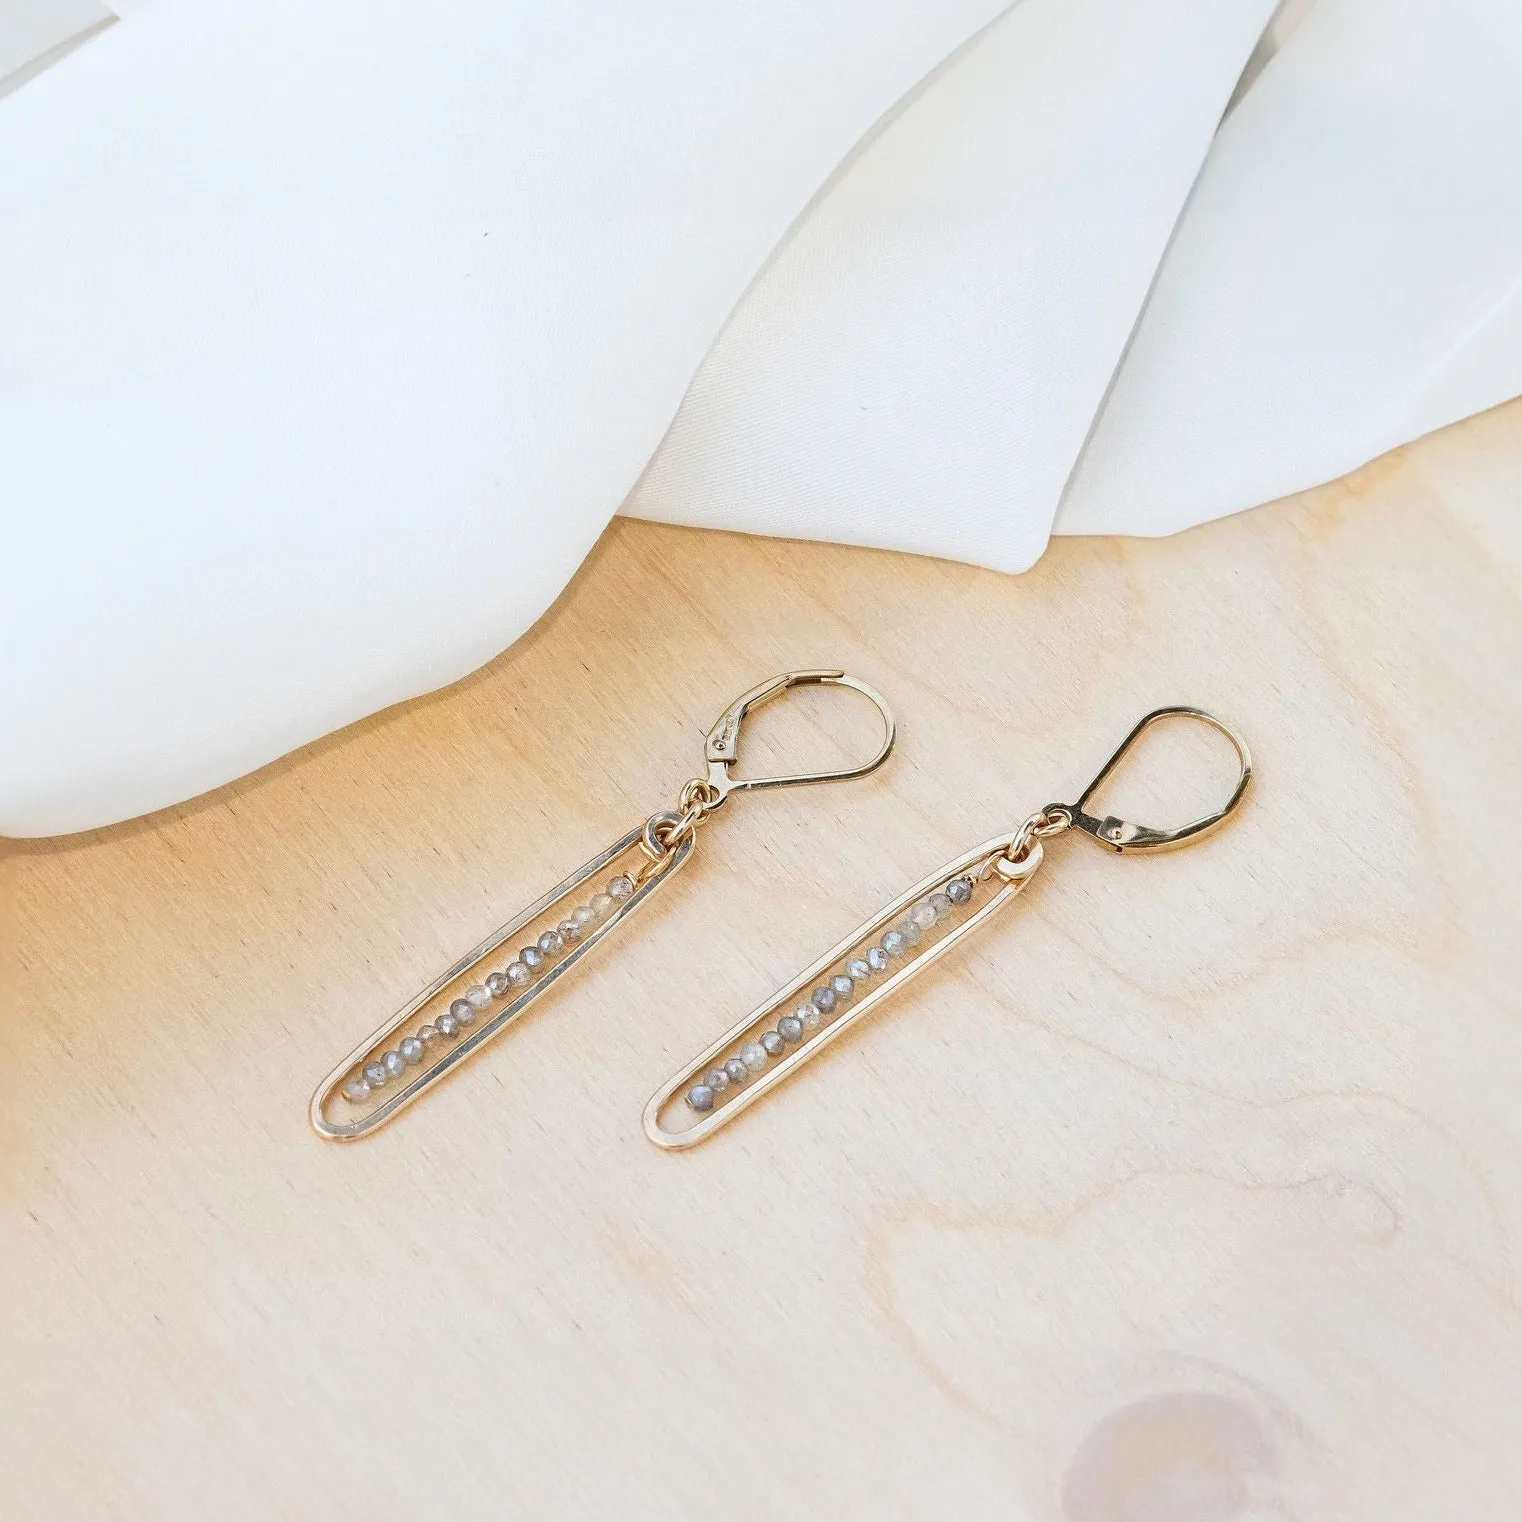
(778, 1014), (804, 1043)
(571, 904), (597, 930)
(399, 1036), (424, 1064)
(909, 900), (938, 931)
(538, 929), (564, 956)
(867, 945), (890, 973)
(342, 1074), (371, 1103)
(741, 1041), (768, 1072)
(929, 892), (952, 920)
(520, 946), (545, 971)
(797, 1000), (822, 1031)
(383, 1049), (407, 1079)
(846, 957), (872, 983)
(761, 1030), (785, 1057)
(589, 891), (616, 920)
(946, 877), (973, 905)
(450, 997), (476, 1024)
(607, 875), (635, 900)
(811, 985), (837, 1014)
(724, 1057), (750, 1085)
(437, 1011), (460, 1037)
(558, 919), (582, 944)
(418, 1023), (439, 1043)
(506, 961), (531, 987)
(831, 974), (855, 1001)
(687, 1084), (715, 1112)
(705, 1066), (730, 1092)
(463, 983), (492, 1009)
(363, 1059), (388, 1086)
(898, 919), (922, 946)
(882, 930), (908, 958)
(485, 971), (510, 997)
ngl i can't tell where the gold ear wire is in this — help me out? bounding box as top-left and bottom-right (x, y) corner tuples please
(1060, 706), (1252, 852)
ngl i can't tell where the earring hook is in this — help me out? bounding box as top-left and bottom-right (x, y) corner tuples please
(702, 669), (896, 804)
(1054, 706), (1252, 852)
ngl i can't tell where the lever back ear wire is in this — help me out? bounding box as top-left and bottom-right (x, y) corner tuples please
(311, 669), (895, 1140)
(644, 706), (1251, 1150)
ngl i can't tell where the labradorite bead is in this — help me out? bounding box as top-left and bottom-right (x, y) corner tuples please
(909, 900), (937, 930)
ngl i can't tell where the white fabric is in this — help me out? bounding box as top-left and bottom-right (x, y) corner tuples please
(626, 0), (1282, 572)
(0, 0), (111, 96)
(4, 0), (1521, 837)
(0, 0), (1008, 835)
(1058, 0), (1522, 535)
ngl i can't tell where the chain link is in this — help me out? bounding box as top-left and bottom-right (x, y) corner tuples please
(635, 777), (726, 882)
(1000, 805), (1072, 869)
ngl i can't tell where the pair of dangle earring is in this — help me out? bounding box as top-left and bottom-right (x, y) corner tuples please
(310, 670), (895, 1140)
(312, 686), (1250, 1150)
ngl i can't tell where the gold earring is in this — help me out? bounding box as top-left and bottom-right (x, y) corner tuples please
(645, 707), (1250, 1149)
(311, 670), (895, 1140)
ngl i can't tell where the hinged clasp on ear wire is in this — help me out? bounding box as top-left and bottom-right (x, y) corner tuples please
(636, 670), (897, 878)
(702, 669), (896, 805)
(1056, 706), (1252, 853)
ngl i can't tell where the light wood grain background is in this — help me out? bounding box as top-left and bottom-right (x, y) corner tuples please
(6, 400), (1522, 1521)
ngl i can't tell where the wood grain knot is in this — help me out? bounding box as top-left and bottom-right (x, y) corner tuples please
(1062, 1392), (1274, 1522)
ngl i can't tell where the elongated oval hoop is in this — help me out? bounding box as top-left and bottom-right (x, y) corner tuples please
(313, 823), (693, 1140)
(643, 832), (1036, 1149)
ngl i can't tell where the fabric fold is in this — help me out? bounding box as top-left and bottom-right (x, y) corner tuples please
(1058, 0), (1522, 535)
(627, 0), (1281, 573)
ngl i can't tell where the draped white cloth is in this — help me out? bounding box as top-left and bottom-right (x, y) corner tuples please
(627, 0), (1285, 570)
(2, 0), (1519, 835)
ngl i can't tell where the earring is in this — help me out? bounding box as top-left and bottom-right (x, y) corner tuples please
(645, 707), (1251, 1148)
(311, 670), (895, 1139)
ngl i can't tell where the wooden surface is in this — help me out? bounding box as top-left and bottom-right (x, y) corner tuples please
(6, 401), (1522, 1520)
